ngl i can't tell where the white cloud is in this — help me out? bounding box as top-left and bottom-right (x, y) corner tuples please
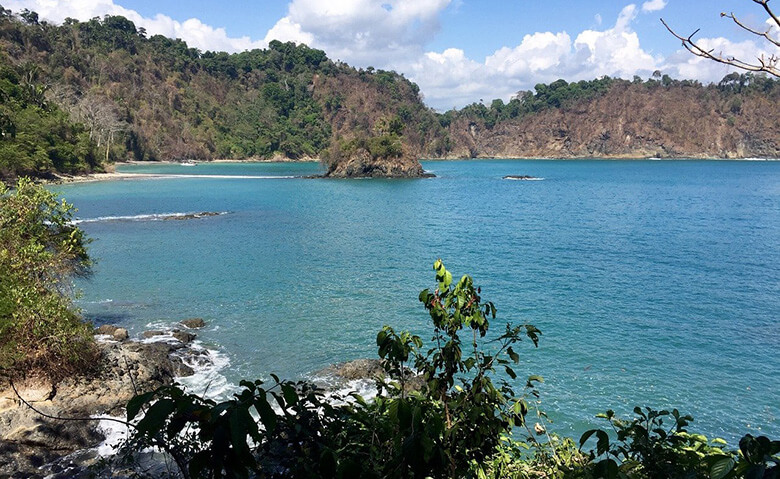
(2, 0), (265, 52)
(641, 0), (667, 13)
(265, 0), (451, 65)
(410, 4), (661, 110)
(661, 36), (778, 83)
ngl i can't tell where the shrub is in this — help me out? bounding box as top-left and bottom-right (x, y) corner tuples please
(0, 178), (97, 379)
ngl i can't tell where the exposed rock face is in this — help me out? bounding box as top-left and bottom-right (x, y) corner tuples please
(0, 338), (197, 477)
(325, 149), (430, 178)
(444, 83), (780, 160)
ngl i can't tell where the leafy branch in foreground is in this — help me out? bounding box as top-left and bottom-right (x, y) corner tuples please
(120, 260), (542, 478)
(118, 260), (779, 479)
(579, 407), (780, 479)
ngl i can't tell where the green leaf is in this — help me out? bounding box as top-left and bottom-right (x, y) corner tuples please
(281, 383), (298, 406)
(711, 457), (736, 479)
(126, 389), (158, 421)
(504, 366), (517, 379)
(136, 398), (176, 435)
(253, 393), (277, 434)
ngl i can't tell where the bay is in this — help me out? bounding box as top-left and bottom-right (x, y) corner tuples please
(53, 159), (780, 442)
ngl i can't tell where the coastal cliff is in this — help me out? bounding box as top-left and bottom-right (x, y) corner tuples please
(443, 79), (780, 159)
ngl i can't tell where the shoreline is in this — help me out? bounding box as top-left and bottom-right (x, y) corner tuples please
(42, 156), (779, 185)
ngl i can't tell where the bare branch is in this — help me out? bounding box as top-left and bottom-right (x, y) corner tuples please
(752, 0), (780, 32)
(724, 10), (780, 48)
(661, 18), (780, 78)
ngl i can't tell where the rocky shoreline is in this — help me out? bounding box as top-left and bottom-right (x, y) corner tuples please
(0, 319), (209, 479)
(0, 318), (397, 479)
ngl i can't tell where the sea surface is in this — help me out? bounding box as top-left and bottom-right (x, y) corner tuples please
(53, 159), (779, 443)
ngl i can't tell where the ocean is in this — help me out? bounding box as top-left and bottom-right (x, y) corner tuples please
(53, 159), (779, 443)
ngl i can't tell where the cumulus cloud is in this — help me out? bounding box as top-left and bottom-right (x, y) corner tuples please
(641, 0), (667, 13)
(265, 0), (451, 65)
(2, 0), (265, 52)
(661, 36), (778, 83)
(409, 4), (662, 110)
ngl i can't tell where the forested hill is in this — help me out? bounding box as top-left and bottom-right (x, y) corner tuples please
(0, 10), (446, 178)
(0, 10), (778, 180)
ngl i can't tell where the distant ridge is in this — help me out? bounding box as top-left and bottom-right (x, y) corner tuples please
(0, 10), (777, 180)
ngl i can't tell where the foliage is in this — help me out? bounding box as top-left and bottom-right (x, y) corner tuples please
(121, 260), (542, 478)
(118, 259), (780, 478)
(0, 178), (97, 379)
(0, 54), (99, 179)
(579, 407), (780, 479)
(0, 9), (444, 172)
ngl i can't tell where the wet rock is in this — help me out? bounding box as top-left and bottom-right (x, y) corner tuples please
(319, 359), (425, 393)
(163, 211), (221, 220)
(180, 317), (205, 329)
(503, 175), (539, 180)
(330, 359), (385, 381)
(172, 330), (196, 344)
(141, 330), (164, 339)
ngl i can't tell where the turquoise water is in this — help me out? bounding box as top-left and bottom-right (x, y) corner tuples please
(54, 159), (779, 442)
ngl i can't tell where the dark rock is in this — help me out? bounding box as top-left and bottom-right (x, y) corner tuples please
(180, 317), (205, 329)
(172, 330), (196, 344)
(329, 359), (385, 381)
(321, 359), (424, 393)
(141, 330), (164, 339)
(163, 211), (222, 220)
(503, 175), (539, 180)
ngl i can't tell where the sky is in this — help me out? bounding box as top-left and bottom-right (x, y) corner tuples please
(4, 0), (779, 110)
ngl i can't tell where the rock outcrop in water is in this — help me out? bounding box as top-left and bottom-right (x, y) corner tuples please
(324, 149), (430, 178)
(0, 326), (207, 478)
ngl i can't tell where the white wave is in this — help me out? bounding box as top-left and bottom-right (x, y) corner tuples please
(176, 342), (234, 400)
(324, 378), (379, 405)
(94, 329), (232, 459)
(505, 177), (545, 181)
(73, 211), (229, 224)
(83, 299), (114, 304)
(95, 415), (132, 457)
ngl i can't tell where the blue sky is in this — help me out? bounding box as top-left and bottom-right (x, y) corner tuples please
(5, 0), (778, 110)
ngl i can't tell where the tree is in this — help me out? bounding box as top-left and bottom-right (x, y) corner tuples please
(662, 0), (780, 77)
(0, 178), (97, 380)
